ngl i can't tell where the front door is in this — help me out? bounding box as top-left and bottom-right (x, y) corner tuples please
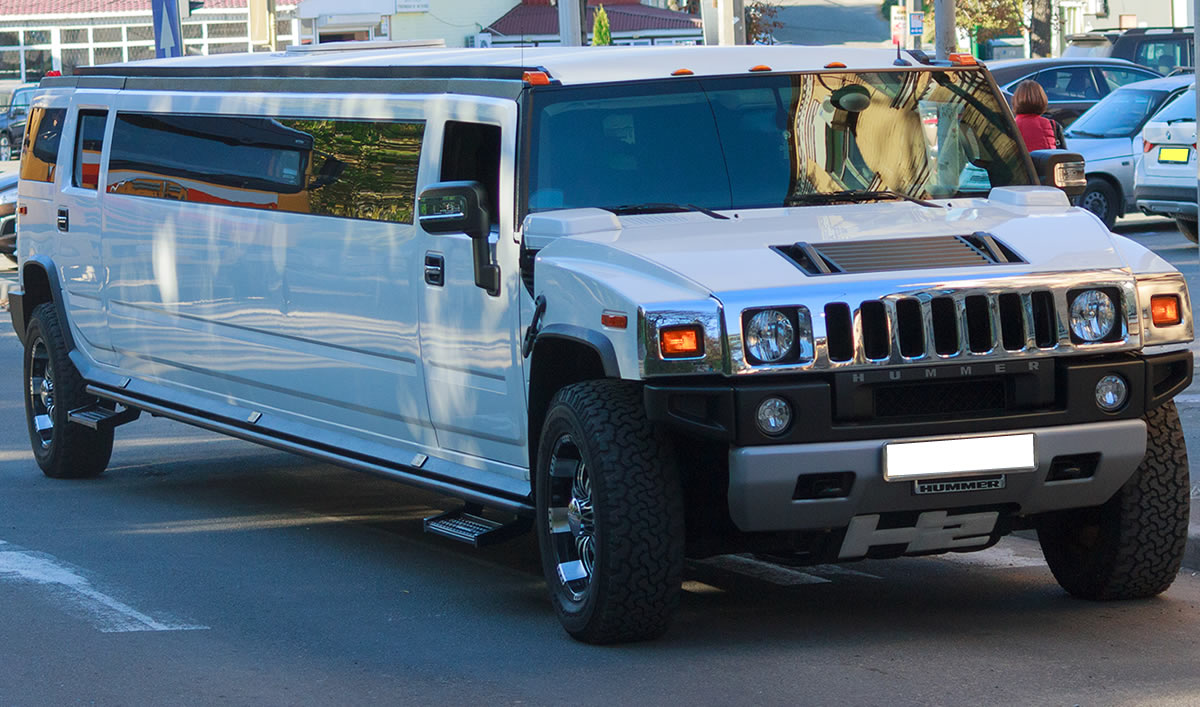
(418, 110), (528, 471)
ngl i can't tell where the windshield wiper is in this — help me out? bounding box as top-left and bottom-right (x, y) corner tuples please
(788, 189), (941, 208)
(604, 202), (729, 220)
(1067, 129), (1103, 137)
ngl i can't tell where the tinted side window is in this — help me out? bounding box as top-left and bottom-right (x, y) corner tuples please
(108, 113), (424, 223)
(73, 110), (107, 190)
(20, 107), (66, 183)
(441, 121), (501, 225)
(1135, 39), (1187, 74)
(1097, 67), (1158, 92)
(1036, 68), (1100, 101)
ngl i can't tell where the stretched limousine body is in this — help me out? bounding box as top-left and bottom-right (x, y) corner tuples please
(8, 44), (1193, 643)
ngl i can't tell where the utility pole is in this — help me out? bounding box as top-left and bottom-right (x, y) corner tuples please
(558, 0), (587, 46)
(934, 0), (955, 60)
(718, 0), (736, 46)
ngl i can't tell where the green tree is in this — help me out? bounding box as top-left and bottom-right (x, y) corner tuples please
(745, 2), (784, 44)
(592, 5), (612, 46)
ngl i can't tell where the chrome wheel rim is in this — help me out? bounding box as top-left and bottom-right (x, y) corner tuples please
(546, 434), (596, 602)
(28, 337), (55, 449)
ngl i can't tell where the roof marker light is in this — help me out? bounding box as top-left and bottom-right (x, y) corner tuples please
(824, 62), (847, 69)
(749, 64), (772, 72)
(522, 71), (551, 85)
(671, 68), (695, 76)
(948, 53), (978, 66)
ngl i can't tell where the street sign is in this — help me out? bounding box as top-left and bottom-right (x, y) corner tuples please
(151, 0), (183, 58)
(909, 11), (924, 36)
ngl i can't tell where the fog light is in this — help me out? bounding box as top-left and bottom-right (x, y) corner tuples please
(756, 397), (792, 436)
(1094, 374), (1128, 412)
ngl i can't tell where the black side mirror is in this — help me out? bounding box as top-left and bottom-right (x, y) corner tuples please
(307, 156), (345, 190)
(418, 180), (499, 296)
(1030, 149), (1086, 198)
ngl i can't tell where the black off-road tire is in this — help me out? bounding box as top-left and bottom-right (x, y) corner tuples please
(1080, 178), (1118, 230)
(1174, 216), (1198, 244)
(1036, 402), (1189, 600)
(23, 302), (114, 479)
(535, 380), (684, 644)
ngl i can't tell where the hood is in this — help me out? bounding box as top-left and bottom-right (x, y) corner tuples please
(527, 190), (1129, 300)
(1065, 135), (1134, 162)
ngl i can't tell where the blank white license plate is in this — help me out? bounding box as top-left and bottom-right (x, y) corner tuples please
(883, 433), (1036, 482)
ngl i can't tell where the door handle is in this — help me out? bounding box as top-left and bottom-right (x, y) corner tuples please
(56, 208), (69, 232)
(424, 252), (444, 286)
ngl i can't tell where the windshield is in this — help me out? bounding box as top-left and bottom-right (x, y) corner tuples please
(1067, 88), (1172, 137)
(1150, 88), (1196, 124)
(525, 69), (1033, 214)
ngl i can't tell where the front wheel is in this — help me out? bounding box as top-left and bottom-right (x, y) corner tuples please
(1174, 216), (1198, 244)
(23, 302), (114, 478)
(535, 380), (684, 643)
(1036, 402), (1189, 600)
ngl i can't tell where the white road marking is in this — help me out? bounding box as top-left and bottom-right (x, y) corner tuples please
(0, 543), (207, 633)
(699, 554), (832, 585)
(934, 545), (1046, 569)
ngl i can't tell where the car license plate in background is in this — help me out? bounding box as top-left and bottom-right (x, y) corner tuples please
(883, 433), (1036, 481)
(1158, 147), (1190, 163)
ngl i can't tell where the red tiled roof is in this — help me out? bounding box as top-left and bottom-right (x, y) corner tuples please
(0, 0), (250, 13)
(487, 3), (701, 37)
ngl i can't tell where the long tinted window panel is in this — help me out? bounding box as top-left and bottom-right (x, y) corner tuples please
(107, 113), (424, 223)
(20, 107), (66, 183)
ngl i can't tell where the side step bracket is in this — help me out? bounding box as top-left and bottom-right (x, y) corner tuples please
(424, 505), (531, 547)
(68, 403), (141, 432)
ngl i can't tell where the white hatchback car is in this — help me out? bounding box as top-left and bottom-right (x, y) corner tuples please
(1134, 87), (1198, 242)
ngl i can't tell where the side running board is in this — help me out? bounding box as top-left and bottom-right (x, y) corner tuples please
(424, 505), (531, 547)
(68, 403), (141, 432)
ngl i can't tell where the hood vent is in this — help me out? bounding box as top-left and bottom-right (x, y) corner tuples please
(773, 233), (1025, 276)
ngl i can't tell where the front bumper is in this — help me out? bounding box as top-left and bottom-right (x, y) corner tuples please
(727, 419), (1146, 531)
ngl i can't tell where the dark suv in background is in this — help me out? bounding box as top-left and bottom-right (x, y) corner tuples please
(0, 83), (35, 161)
(1065, 27), (1194, 74)
(988, 57), (1161, 126)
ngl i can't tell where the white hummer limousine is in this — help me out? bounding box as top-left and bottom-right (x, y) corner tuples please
(8, 44), (1194, 644)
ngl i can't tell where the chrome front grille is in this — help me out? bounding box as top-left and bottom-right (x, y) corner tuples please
(724, 271), (1140, 375)
(824, 290), (1060, 363)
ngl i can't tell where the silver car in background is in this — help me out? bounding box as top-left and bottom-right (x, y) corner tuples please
(1135, 86), (1199, 242)
(1065, 74), (1193, 229)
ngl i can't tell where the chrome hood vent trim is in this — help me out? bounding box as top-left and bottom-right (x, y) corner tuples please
(775, 233), (1025, 276)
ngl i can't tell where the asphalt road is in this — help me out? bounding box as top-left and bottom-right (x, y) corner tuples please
(1, 222), (1200, 705)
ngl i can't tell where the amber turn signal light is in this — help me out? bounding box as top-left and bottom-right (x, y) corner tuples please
(600, 311), (628, 329)
(522, 71), (551, 86)
(1151, 295), (1181, 326)
(660, 326), (702, 358)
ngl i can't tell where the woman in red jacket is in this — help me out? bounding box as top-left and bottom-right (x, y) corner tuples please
(1012, 80), (1063, 151)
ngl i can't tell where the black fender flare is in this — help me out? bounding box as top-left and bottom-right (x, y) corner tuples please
(11, 254), (73, 350)
(533, 323), (621, 379)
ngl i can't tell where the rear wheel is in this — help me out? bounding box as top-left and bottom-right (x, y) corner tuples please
(1036, 402), (1189, 599)
(1173, 216), (1198, 244)
(1079, 178), (1118, 229)
(23, 302), (113, 479)
(535, 380), (684, 643)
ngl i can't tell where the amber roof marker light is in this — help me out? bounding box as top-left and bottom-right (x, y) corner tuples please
(522, 70), (551, 85)
(671, 68), (695, 76)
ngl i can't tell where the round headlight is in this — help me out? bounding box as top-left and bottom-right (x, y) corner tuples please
(756, 397), (792, 436)
(1095, 374), (1128, 412)
(1070, 290), (1116, 342)
(745, 310), (795, 363)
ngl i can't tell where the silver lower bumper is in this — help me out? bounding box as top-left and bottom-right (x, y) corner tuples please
(727, 420), (1147, 532)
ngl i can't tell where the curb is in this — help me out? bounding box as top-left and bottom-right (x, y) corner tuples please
(1187, 497), (1200, 574)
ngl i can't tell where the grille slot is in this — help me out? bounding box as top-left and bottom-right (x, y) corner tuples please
(825, 303), (854, 362)
(775, 234), (1025, 276)
(829, 290), (1058, 362)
